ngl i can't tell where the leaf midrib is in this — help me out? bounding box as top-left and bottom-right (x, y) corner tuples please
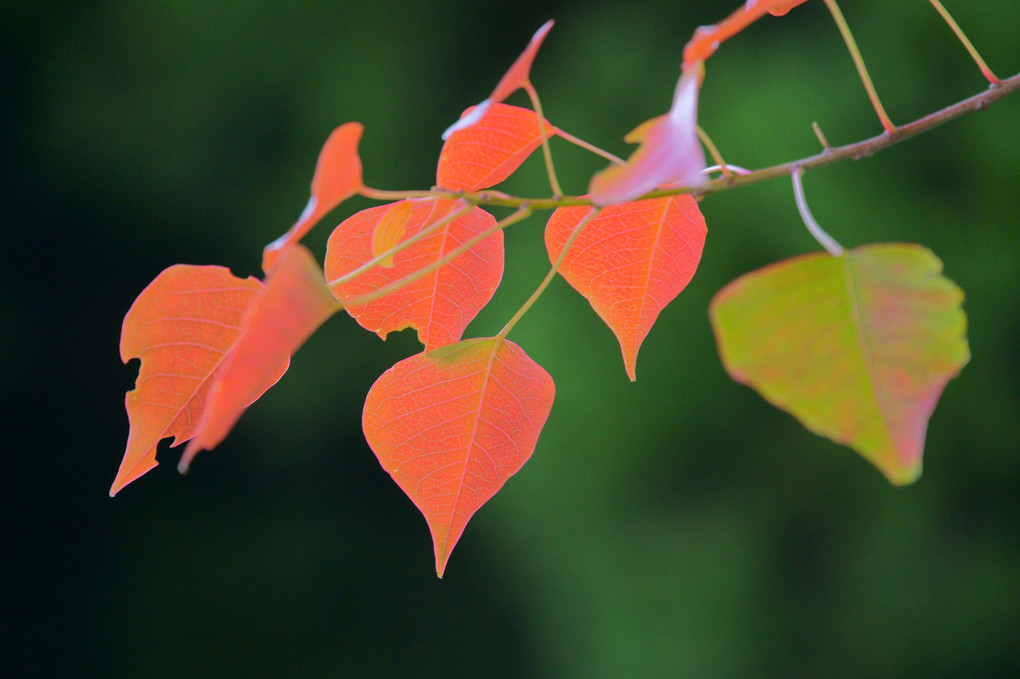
(442, 338), (502, 564)
(841, 253), (890, 449)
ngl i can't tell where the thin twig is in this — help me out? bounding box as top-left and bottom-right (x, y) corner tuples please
(555, 129), (626, 166)
(823, 0), (897, 134)
(525, 82), (564, 198)
(927, 0), (1000, 84)
(697, 126), (733, 180)
(792, 168), (844, 256)
(497, 207), (600, 340)
(359, 187), (443, 201)
(431, 72), (1017, 209)
(704, 164), (752, 176)
(812, 122), (832, 150)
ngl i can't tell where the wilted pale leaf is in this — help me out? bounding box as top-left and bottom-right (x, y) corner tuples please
(588, 68), (706, 206)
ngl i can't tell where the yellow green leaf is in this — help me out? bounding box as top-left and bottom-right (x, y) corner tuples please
(710, 244), (969, 484)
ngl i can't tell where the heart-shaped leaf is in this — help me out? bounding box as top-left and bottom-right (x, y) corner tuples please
(546, 195), (707, 380)
(442, 20), (554, 139)
(363, 338), (555, 577)
(437, 103), (557, 192)
(710, 243), (969, 484)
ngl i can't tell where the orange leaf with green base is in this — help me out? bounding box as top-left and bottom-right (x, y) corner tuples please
(363, 337), (555, 577)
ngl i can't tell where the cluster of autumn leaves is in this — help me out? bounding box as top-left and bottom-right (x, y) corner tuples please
(114, 0), (971, 577)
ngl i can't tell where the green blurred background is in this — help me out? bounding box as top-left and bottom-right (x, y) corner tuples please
(5, 0), (1018, 676)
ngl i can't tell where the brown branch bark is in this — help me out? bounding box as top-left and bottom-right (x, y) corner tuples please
(449, 72), (1020, 210)
(692, 71), (1020, 196)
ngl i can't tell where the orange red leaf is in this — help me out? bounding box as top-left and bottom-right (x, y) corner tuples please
(263, 122), (364, 273)
(765, 0), (809, 17)
(588, 68), (706, 206)
(112, 265), (271, 496)
(441, 20), (554, 139)
(363, 338), (555, 577)
(683, 0), (810, 65)
(546, 195), (707, 380)
(181, 244), (340, 469)
(325, 198), (503, 351)
(437, 103), (557, 192)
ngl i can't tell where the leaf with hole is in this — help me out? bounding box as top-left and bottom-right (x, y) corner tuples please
(112, 265), (276, 496)
(181, 244), (340, 469)
(325, 198), (503, 350)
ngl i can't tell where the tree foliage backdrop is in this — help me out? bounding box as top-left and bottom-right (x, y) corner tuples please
(4, 0), (1018, 676)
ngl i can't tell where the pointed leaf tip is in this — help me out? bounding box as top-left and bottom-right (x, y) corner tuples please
(546, 195), (707, 380)
(263, 122), (364, 273)
(363, 338), (555, 577)
(765, 0), (810, 17)
(441, 20), (554, 139)
(743, 0), (810, 14)
(112, 265), (267, 496)
(491, 19), (554, 103)
(710, 244), (969, 484)
(684, 1), (810, 65)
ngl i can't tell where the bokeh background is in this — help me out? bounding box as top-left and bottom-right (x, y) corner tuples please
(5, 0), (1017, 676)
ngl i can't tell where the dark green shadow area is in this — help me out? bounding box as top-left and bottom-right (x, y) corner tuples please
(5, 1), (1017, 676)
